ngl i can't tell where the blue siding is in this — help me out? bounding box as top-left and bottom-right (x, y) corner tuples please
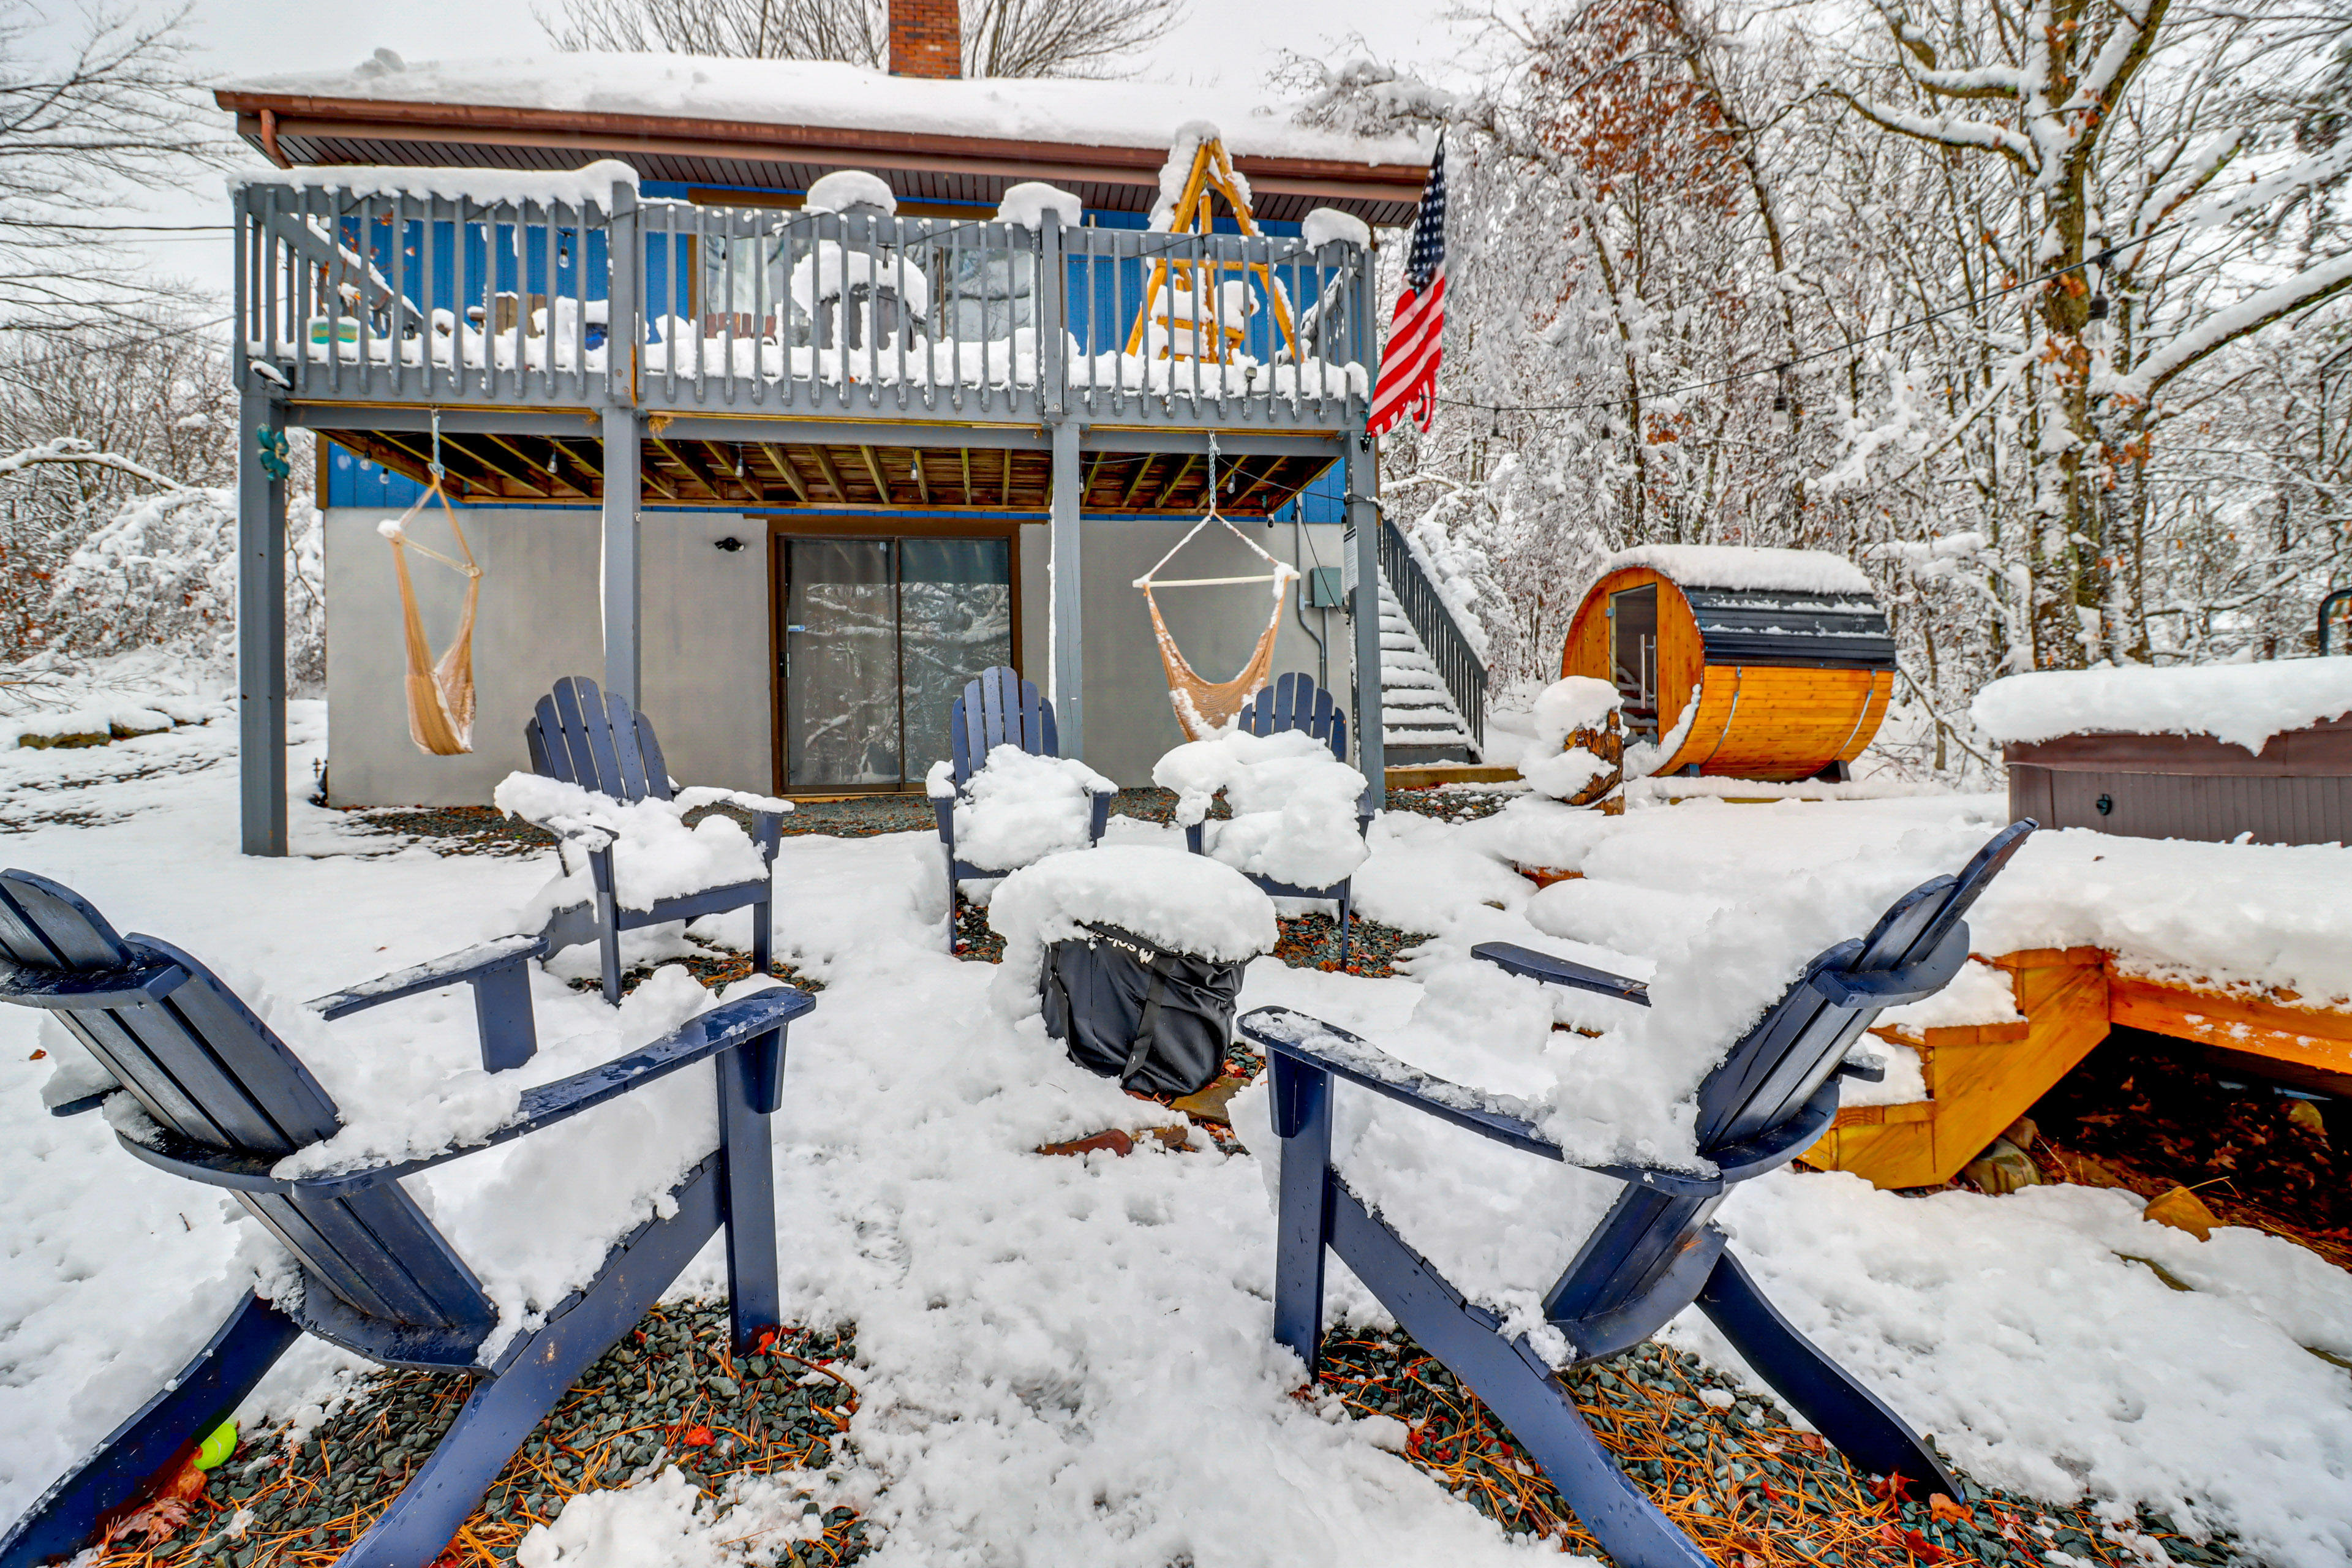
(333, 214), (611, 320)
(1274, 458), (1346, 526)
(328, 445), (433, 508)
(323, 184), (1335, 510)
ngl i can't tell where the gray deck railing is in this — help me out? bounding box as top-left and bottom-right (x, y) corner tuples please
(233, 178), (1374, 431)
(1379, 517), (1487, 752)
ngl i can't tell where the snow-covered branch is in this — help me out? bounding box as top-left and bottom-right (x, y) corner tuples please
(0, 437), (187, 492)
(2103, 252), (2352, 404)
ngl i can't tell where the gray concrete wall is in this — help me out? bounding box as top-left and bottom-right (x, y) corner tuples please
(322, 504), (1348, 802)
(323, 508), (771, 807)
(1076, 517), (1350, 786)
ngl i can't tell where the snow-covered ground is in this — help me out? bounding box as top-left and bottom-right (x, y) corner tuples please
(5, 713), (2350, 1567)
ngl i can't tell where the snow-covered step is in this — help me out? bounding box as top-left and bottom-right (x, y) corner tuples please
(1376, 581), (1479, 764)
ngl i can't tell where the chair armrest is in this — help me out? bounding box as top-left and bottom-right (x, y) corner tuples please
(309, 935), (544, 1019)
(1184, 821), (1205, 856)
(673, 785), (794, 818)
(307, 935), (547, 1072)
(0, 955), (187, 1009)
(1837, 1051), (1887, 1084)
(1088, 789), (1113, 843)
(115, 987), (818, 1198)
(671, 786), (791, 867)
(1238, 1005), (1721, 1197)
(1472, 942), (1651, 1006)
(1242, 1006), (1558, 1156)
(934, 797), (954, 846)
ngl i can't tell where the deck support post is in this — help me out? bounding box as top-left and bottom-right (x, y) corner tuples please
(600, 406), (642, 709)
(1047, 415), (1084, 760)
(1346, 430), (1384, 807)
(238, 390), (288, 856)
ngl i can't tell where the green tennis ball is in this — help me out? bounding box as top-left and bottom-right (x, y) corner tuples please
(194, 1419), (238, 1471)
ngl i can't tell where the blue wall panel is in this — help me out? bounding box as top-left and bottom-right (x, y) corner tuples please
(326, 445), (432, 509)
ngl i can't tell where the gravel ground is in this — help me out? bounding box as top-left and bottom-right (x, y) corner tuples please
(1322, 1329), (2245, 1566)
(1384, 785), (1521, 823)
(336, 790), (1194, 856)
(116, 1308), (869, 1568)
(568, 948), (831, 1001)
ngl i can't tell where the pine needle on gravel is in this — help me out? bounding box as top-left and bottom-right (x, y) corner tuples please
(105, 1309), (869, 1568)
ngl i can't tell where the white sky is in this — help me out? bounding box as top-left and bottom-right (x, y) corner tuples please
(45, 0), (1460, 302)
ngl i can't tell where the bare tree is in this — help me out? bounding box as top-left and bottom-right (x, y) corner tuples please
(536, 0), (1183, 78)
(0, 3), (228, 328)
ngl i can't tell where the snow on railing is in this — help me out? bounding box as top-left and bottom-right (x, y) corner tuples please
(233, 178), (1373, 427)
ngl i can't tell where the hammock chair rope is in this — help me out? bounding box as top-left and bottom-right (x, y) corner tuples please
(1133, 443), (1298, 741)
(380, 466), (482, 756)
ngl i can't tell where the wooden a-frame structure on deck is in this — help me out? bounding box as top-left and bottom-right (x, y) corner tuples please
(1126, 134), (1304, 366)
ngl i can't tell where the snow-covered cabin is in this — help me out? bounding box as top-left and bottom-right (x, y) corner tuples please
(212, 27), (1483, 848)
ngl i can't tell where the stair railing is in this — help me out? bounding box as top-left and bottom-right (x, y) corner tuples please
(1378, 517), (1487, 753)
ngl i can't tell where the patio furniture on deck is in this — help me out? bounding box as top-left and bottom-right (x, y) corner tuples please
(520, 675), (790, 1003)
(0, 869), (813, 1568)
(1240, 821), (2037, 1567)
(1180, 673), (1370, 965)
(932, 666), (1113, 930)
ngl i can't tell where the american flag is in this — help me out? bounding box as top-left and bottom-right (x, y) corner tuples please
(1368, 138), (1448, 437)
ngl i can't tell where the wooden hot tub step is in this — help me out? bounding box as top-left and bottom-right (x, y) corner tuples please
(1804, 947), (2352, 1191)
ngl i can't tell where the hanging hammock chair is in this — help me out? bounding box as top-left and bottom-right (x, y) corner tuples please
(1134, 481), (1299, 741)
(379, 470), (482, 756)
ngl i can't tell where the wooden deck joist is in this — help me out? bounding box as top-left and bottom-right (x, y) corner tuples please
(323, 429), (1336, 515)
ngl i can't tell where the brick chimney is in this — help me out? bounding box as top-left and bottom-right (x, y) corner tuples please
(889, 0), (961, 77)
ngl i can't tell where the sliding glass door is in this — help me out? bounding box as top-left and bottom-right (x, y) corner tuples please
(778, 533), (1014, 790)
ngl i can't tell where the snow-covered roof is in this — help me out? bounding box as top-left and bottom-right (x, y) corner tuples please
(1972, 660), (2352, 754)
(1604, 545), (1876, 597)
(219, 53), (1431, 169)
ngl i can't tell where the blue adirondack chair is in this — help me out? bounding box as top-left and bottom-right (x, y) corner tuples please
(1180, 673), (1371, 966)
(0, 869), (813, 1568)
(933, 666), (1113, 922)
(1240, 821), (2037, 1567)
(522, 674), (789, 1003)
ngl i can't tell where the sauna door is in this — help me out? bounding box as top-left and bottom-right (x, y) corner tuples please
(1608, 584), (1659, 736)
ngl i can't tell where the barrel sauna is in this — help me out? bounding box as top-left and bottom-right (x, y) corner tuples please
(1560, 546), (1896, 781)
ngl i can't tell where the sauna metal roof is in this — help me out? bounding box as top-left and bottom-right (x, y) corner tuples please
(1682, 588), (1898, 670)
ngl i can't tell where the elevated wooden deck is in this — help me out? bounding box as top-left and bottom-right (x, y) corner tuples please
(236, 177), (1375, 487)
(1807, 950), (2352, 1188)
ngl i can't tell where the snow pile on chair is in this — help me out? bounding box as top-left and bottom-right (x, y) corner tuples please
(495, 772), (775, 927)
(1517, 677), (1624, 804)
(927, 745), (1113, 873)
(1153, 726), (1369, 888)
(986, 843), (1274, 1019)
